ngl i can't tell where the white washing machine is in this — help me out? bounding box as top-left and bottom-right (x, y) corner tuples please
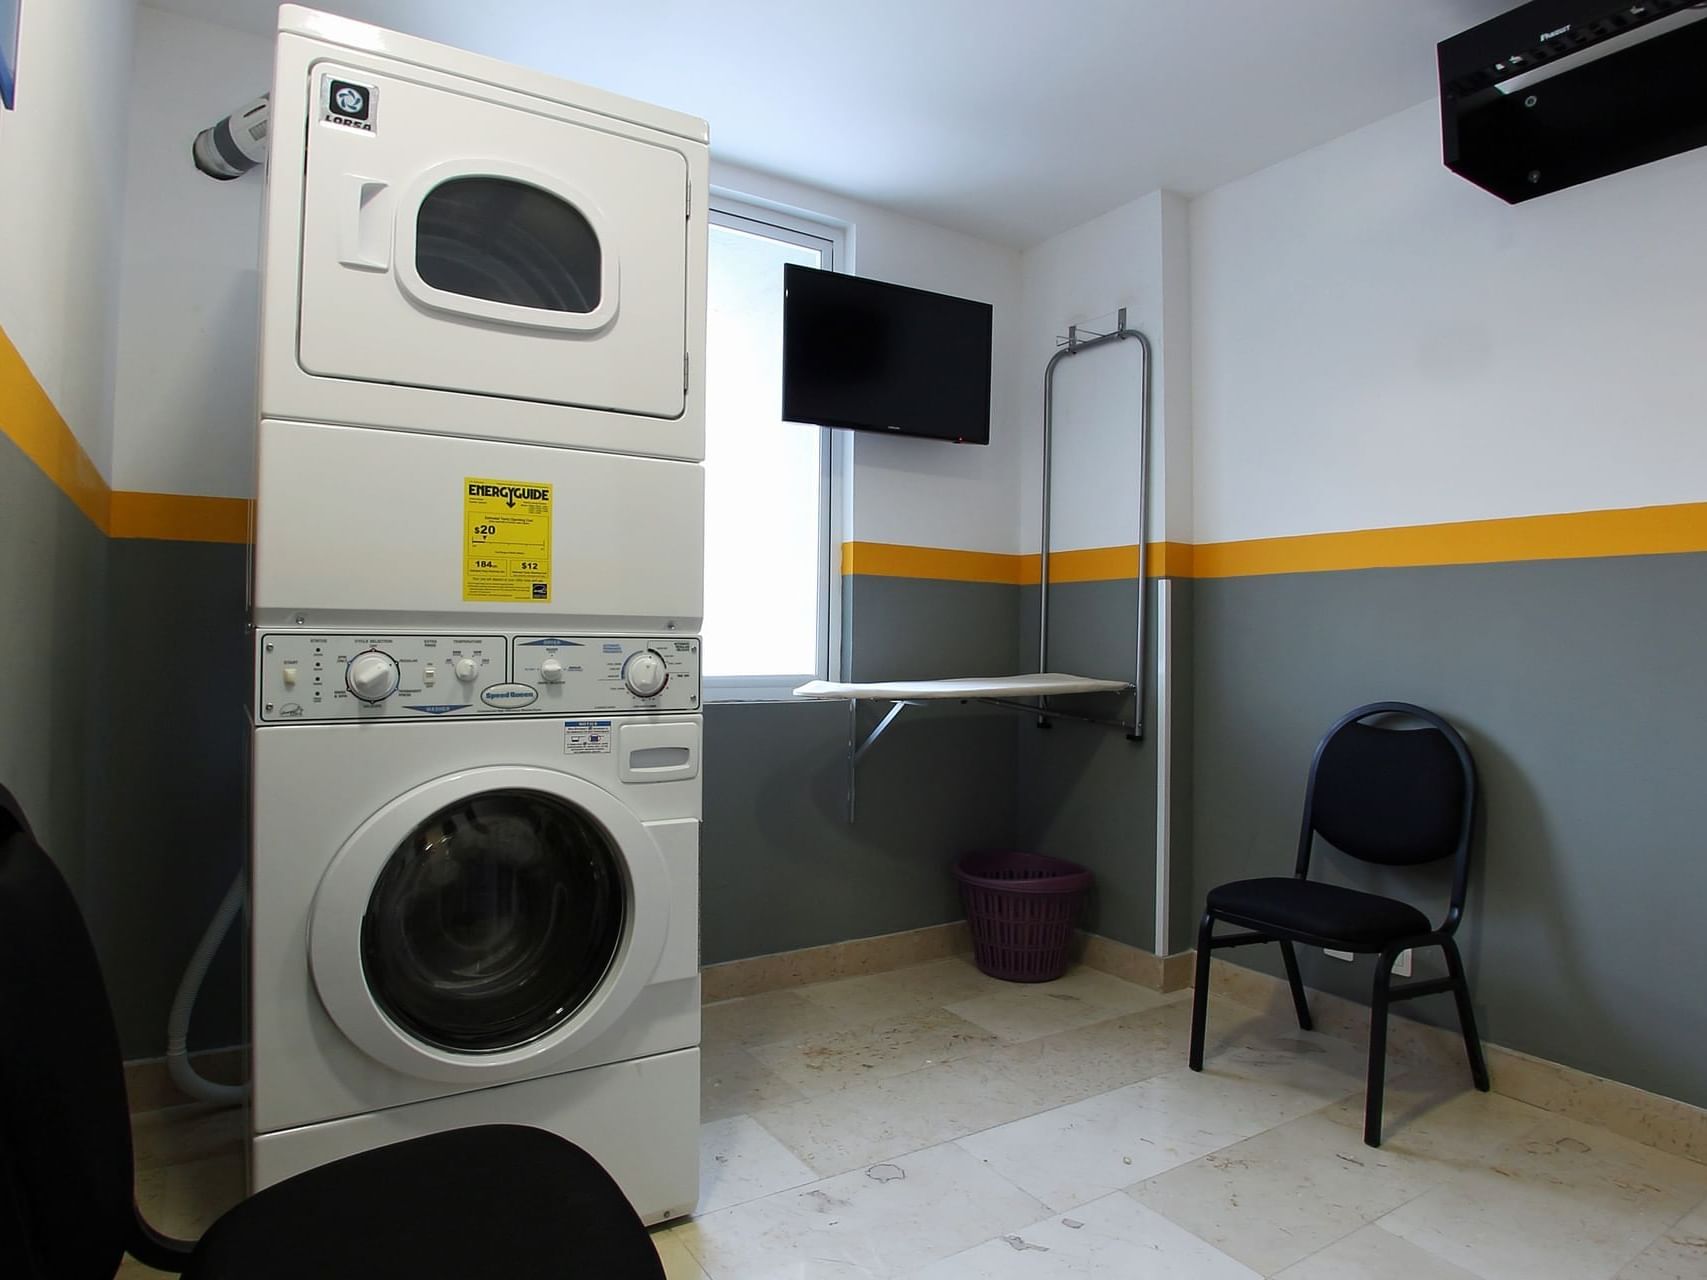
(258, 5), (709, 462)
(248, 631), (702, 1224)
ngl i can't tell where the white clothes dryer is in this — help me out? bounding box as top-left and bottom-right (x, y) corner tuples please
(258, 6), (709, 462)
(248, 631), (702, 1224)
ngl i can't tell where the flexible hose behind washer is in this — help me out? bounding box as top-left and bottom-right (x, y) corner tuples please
(165, 873), (249, 1106)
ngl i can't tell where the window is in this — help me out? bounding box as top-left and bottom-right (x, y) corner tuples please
(702, 200), (844, 700)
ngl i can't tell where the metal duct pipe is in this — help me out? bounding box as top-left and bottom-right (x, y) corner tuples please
(192, 94), (270, 180)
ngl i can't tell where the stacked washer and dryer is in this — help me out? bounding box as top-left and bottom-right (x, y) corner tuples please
(247, 7), (708, 1223)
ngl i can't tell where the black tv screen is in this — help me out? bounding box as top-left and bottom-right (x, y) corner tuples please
(782, 264), (992, 445)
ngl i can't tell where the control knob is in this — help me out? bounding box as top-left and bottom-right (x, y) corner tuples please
(453, 657), (478, 683)
(346, 650), (400, 703)
(539, 657), (566, 684)
(621, 649), (669, 698)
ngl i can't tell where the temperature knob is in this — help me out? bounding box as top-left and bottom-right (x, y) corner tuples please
(539, 658), (565, 684)
(453, 657), (478, 683)
(621, 649), (669, 698)
(345, 650), (400, 703)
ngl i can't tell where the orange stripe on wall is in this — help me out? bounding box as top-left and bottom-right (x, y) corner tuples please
(843, 504), (1707, 584)
(1189, 503), (1707, 579)
(1, 324), (250, 544)
(840, 541), (1028, 584)
(0, 326), (110, 531)
(108, 491), (252, 544)
(842, 541), (1192, 584)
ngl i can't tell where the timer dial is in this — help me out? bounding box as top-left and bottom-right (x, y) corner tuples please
(345, 650), (400, 702)
(621, 649), (669, 698)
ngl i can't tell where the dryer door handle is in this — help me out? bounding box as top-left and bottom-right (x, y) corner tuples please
(338, 175), (391, 271)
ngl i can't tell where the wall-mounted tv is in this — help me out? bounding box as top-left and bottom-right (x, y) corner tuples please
(781, 264), (993, 445)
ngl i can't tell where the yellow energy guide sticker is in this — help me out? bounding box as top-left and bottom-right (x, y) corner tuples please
(463, 477), (552, 603)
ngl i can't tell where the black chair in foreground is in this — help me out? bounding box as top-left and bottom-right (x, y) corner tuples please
(0, 786), (666, 1280)
(1188, 702), (1490, 1147)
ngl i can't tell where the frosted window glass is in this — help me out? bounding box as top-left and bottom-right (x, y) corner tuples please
(703, 223), (824, 679)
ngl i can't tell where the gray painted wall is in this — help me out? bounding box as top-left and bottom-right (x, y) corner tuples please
(1191, 554), (1707, 1109)
(1016, 579), (1167, 952)
(91, 539), (249, 1056)
(0, 433), (106, 897)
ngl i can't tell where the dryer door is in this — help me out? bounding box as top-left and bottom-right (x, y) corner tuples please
(296, 61), (689, 427)
(309, 766), (669, 1083)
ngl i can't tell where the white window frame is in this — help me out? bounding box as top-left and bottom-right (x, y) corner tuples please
(702, 195), (848, 703)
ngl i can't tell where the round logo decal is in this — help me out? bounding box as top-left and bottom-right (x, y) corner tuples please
(333, 85), (367, 116)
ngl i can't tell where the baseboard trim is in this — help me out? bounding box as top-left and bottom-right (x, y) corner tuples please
(1203, 957), (1707, 1165)
(124, 1047), (247, 1115)
(701, 921), (971, 1002)
(1071, 932), (1195, 993)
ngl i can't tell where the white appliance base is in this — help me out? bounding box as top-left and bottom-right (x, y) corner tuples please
(251, 1047), (699, 1225)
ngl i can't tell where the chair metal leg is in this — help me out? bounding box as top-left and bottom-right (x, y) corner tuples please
(1442, 937), (1490, 1092)
(1278, 940), (1313, 1031)
(1189, 911), (1215, 1072)
(1365, 952), (1394, 1148)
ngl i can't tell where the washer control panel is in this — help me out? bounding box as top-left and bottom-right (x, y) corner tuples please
(257, 634), (506, 722)
(513, 636), (700, 713)
(256, 633), (700, 722)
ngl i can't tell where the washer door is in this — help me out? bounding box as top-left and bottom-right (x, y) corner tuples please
(309, 766), (669, 1083)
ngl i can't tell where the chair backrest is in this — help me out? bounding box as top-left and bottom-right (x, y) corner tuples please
(0, 789), (137, 1280)
(1296, 703), (1477, 925)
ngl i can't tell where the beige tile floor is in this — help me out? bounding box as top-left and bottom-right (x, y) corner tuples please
(123, 957), (1707, 1279)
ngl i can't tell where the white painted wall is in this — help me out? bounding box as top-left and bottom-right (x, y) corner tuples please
(0, 0), (136, 471)
(111, 4), (270, 497)
(712, 162), (1023, 555)
(1192, 100), (1707, 546)
(1014, 189), (1191, 554)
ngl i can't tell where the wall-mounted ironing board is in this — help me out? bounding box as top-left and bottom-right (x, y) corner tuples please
(794, 675), (1135, 822)
(796, 309), (1151, 822)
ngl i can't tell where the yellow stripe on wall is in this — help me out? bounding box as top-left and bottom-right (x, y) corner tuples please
(841, 541), (1193, 585)
(0, 327), (110, 530)
(107, 491), (251, 544)
(843, 504), (1707, 584)
(0, 324), (250, 544)
(1188, 504), (1707, 579)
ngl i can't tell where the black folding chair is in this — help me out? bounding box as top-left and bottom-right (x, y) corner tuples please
(0, 786), (666, 1279)
(1188, 702), (1490, 1147)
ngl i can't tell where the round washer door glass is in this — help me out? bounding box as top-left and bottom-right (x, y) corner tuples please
(361, 789), (625, 1053)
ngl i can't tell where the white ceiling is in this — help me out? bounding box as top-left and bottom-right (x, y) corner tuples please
(146, 0), (1514, 248)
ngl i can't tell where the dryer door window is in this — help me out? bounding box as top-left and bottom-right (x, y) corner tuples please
(414, 176), (602, 315)
(295, 64), (691, 426)
(360, 789), (625, 1053)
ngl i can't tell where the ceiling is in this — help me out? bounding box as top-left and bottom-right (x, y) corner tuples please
(146, 0), (1515, 248)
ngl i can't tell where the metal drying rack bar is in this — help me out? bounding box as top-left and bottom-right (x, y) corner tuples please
(1039, 306), (1152, 737)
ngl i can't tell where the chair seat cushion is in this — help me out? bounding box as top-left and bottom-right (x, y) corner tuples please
(1207, 877), (1431, 947)
(185, 1125), (663, 1280)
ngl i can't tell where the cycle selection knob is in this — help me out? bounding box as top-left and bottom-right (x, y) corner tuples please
(621, 649), (669, 697)
(539, 658), (565, 684)
(346, 650), (400, 702)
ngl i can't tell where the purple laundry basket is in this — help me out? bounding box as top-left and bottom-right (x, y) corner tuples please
(953, 852), (1094, 983)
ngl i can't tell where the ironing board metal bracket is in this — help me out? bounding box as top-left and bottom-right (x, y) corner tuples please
(840, 688), (1132, 822)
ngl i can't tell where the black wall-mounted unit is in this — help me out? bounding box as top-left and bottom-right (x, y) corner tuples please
(1439, 0), (1707, 202)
